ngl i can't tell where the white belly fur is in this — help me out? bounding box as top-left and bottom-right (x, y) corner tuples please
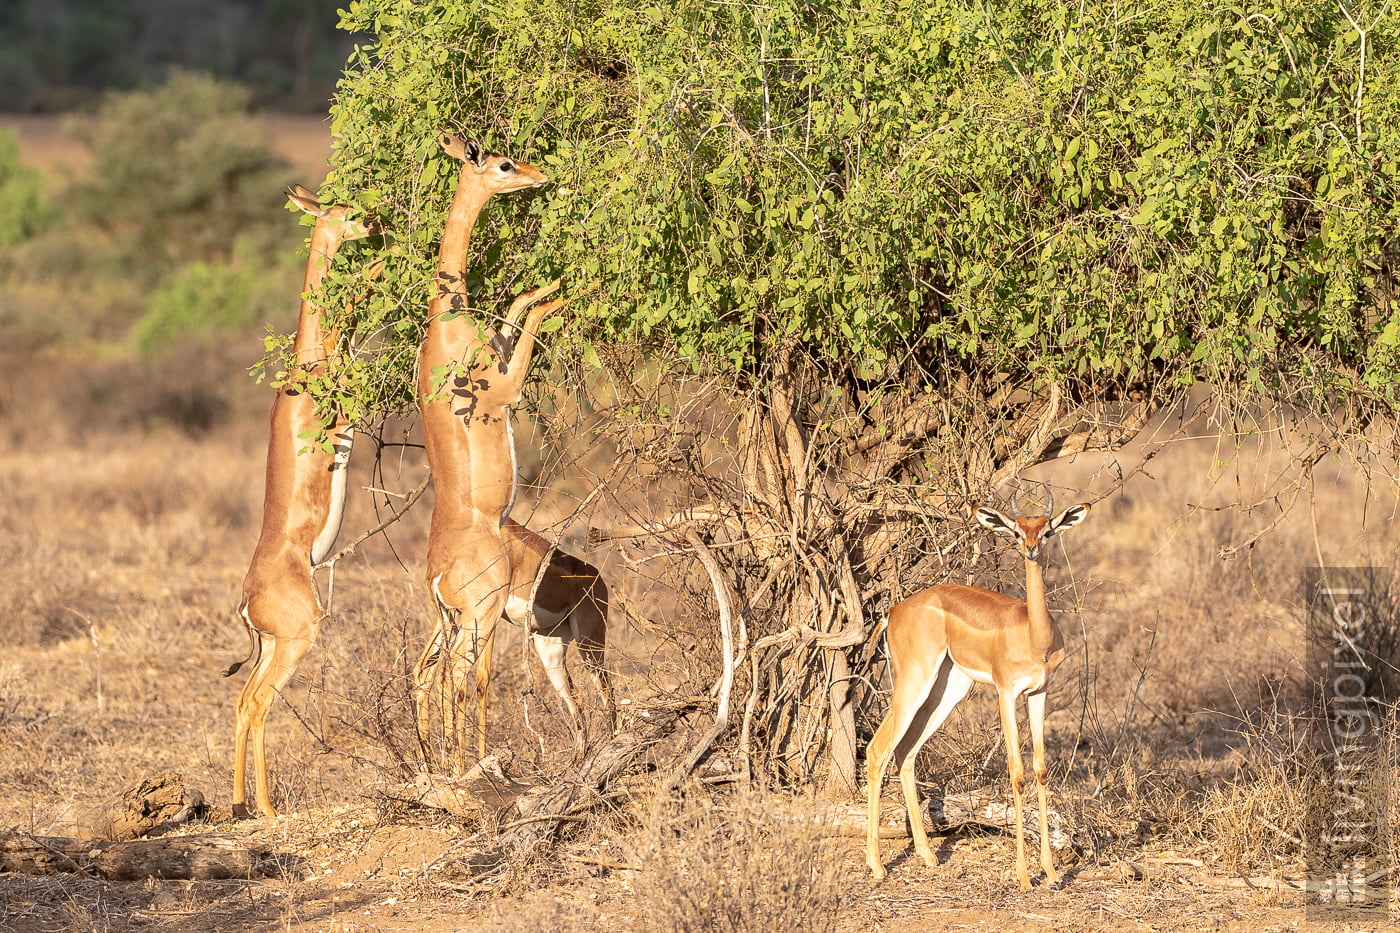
(506, 594), (566, 631)
(311, 426), (354, 565)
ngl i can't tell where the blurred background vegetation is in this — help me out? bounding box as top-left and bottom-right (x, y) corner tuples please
(0, 0), (361, 114)
(0, 71), (305, 341)
(0, 70), (319, 438)
(0, 3), (361, 436)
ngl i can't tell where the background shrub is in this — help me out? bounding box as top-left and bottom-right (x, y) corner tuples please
(133, 256), (296, 356)
(0, 131), (53, 247)
(67, 71), (293, 276)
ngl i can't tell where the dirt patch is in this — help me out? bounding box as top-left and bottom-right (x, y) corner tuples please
(0, 799), (1369, 932)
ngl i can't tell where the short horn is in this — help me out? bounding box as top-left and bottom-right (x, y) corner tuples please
(1039, 481), (1054, 517)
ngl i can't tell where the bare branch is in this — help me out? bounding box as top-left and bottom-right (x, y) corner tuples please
(1216, 436), (1335, 559)
(987, 381), (1064, 490)
(319, 472), (431, 568)
(664, 531), (739, 790)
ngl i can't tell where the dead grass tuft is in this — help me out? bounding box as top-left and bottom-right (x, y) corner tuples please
(630, 789), (842, 933)
(473, 892), (602, 932)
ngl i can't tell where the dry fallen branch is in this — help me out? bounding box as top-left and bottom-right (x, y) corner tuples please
(4, 773), (273, 881)
(821, 786), (1073, 851)
(478, 701), (701, 868)
(662, 530), (739, 792)
(0, 832), (277, 881)
(377, 756), (531, 817)
(36, 772), (206, 842)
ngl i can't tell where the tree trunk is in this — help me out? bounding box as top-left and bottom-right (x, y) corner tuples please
(823, 650), (859, 797)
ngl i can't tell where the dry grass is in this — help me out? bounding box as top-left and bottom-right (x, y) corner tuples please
(1, 349), (1394, 931)
(1, 248), (1398, 926)
(459, 791), (843, 933)
(629, 791), (842, 933)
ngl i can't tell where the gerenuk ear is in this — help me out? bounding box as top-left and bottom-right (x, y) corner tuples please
(975, 507), (1018, 537)
(1048, 503), (1091, 535)
(439, 133), (487, 168)
(438, 132), (465, 160)
(460, 138), (488, 169)
(286, 185), (324, 219)
(439, 134), (489, 169)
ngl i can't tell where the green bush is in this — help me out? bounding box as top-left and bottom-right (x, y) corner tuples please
(133, 257), (294, 356)
(69, 71), (292, 274)
(0, 72), (313, 355)
(0, 130), (54, 247)
(320, 0), (1400, 416)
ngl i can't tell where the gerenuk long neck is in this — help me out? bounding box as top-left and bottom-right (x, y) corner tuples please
(428, 166), (494, 334)
(290, 217), (348, 371)
(440, 164), (492, 276)
(418, 168), (496, 515)
(1022, 555), (1058, 660)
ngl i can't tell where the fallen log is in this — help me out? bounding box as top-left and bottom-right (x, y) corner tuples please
(0, 831), (277, 881)
(377, 755), (532, 817)
(37, 771), (207, 841)
(821, 786), (1074, 850)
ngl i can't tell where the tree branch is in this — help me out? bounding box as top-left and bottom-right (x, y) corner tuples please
(663, 531), (739, 790)
(319, 471), (431, 568)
